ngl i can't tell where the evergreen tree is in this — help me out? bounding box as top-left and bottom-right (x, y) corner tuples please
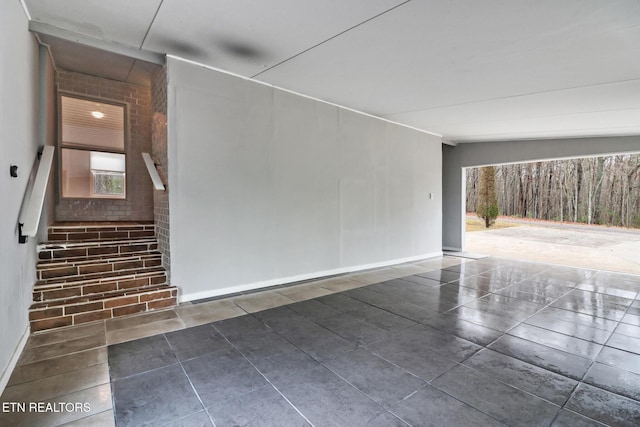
(477, 166), (499, 228)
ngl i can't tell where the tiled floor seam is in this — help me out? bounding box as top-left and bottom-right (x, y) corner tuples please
(209, 323), (315, 427)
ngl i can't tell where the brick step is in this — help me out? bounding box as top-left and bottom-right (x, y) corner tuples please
(48, 222), (154, 242)
(34, 265), (167, 289)
(31, 222), (177, 333)
(31, 283), (173, 309)
(36, 253), (162, 281)
(36, 251), (162, 270)
(47, 229), (156, 243)
(38, 238), (158, 261)
(33, 270), (167, 302)
(29, 285), (178, 332)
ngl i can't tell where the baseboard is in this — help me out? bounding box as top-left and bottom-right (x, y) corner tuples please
(0, 326), (29, 395)
(442, 246), (463, 252)
(180, 251), (443, 302)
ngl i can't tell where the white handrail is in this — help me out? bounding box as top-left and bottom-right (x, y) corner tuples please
(19, 145), (55, 243)
(142, 152), (166, 191)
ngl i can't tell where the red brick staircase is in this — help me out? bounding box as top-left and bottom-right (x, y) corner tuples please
(29, 222), (178, 332)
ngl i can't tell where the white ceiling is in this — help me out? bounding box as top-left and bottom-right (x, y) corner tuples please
(23, 0), (640, 143)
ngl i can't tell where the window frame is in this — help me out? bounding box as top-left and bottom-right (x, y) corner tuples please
(57, 92), (129, 200)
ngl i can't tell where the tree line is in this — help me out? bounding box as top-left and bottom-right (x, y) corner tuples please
(466, 154), (640, 228)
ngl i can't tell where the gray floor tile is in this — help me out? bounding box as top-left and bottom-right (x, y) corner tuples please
(450, 274), (511, 292)
(365, 334), (458, 381)
(551, 294), (627, 321)
(323, 348), (425, 407)
(345, 287), (436, 322)
(508, 323), (603, 359)
(463, 349), (578, 406)
(253, 350), (321, 384)
(488, 335), (592, 380)
(213, 314), (270, 341)
(508, 280), (574, 299)
(397, 324), (482, 362)
(537, 306), (618, 331)
(274, 364), (389, 427)
(162, 411), (213, 427)
(421, 313), (503, 346)
(606, 333), (640, 354)
(416, 269), (467, 283)
(566, 383), (640, 427)
(314, 313), (390, 345)
(281, 321), (358, 362)
(397, 274), (443, 287)
(165, 324), (231, 361)
(525, 314), (612, 345)
(464, 298), (538, 321)
(551, 409), (608, 427)
(182, 348), (267, 407)
(584, 362), (640, 401)
(443, 263), (495, 275)
(390, 385), (505, 427)
(112, 364), (202, 427)
(494, 287), (556, 304)
(287, 299), (343, 321)
(479, 292), (545, 310)
(615, 322), (640, 338)
(621, 312), (640, 326)
(596, 346), (640, 375)
(252, 306), (312, 333)
(208, 385), (310, 427)
(444, 305), (520, 332)
(108, 334), (177, 380)
(432, 364), (560, 426)
(577, 283), (639, 300)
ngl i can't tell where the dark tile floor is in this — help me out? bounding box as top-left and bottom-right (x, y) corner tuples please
(109, 258), (640, 426)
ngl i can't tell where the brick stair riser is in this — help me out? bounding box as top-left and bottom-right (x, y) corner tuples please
(30, 287), (178, 332)
(37, 254), (162, 279)
(48, 225), (155, 242)
(31, 222), (178, 333)
(36, 260), (162, 285)
(33, 273), (167, 302)
(38, 240), (158, 261)
(31, 284), (171, 309)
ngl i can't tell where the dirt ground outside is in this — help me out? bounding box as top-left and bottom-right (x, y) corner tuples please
(465, 215), (640, 275)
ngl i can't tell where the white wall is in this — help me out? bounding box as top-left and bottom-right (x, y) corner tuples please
(0, 1), (41, 393)
(442, 135), (640, 250)
(167, 58), (442, 301)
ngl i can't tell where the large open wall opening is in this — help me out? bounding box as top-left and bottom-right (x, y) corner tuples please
(464, 155), (640, 274)
(442, 136), (640, 267)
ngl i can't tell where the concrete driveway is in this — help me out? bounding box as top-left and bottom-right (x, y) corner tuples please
(465, 218), (640, 275)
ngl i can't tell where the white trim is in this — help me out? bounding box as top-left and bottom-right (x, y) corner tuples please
(19, 0), (31, 20)
(179, 251), (442, 302)
(141, 153), (166, 190)
(167, 55), (442, 138)
(0, 326), (29, 395)
(19, 145), (54, 237)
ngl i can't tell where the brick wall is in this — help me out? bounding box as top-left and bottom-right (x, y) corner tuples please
(151, 66), (171, 275)
(55, 70), (154, 221)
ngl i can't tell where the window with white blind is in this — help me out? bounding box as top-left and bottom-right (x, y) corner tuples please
(59, 95), (127, 199)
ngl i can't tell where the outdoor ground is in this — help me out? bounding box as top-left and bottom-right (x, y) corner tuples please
(466, 215), (640, 275)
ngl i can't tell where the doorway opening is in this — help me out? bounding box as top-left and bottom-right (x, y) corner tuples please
(464, 154), (640, 274)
